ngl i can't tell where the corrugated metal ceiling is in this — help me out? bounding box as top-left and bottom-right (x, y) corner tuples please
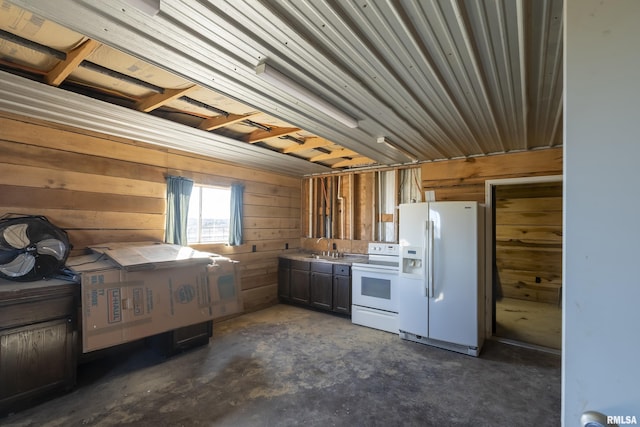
(1, 0), (563, 176)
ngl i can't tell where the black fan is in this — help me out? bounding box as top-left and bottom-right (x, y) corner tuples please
(0, 215), (70, 282)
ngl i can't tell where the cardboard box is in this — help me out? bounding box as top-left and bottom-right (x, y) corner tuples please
(67, 243), (215, 353)
(89, 242), (212, 270)
(207, 257), (243, 319)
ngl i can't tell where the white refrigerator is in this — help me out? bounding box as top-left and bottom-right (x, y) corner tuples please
(398, 201), (484, 356)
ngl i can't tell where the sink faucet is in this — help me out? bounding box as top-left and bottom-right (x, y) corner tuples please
(316, 237), (331, 255)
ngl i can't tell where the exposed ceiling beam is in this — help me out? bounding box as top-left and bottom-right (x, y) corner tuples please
(3, 0), (423, 165)
(45, 38), (100, 86)
(0, 70), (332, 176)
(310, 148), (358, 162)
(4, 0), (565, 170)
(245, 127), (300, 144)
(198, 112), (260, 131)
(332, 157), (376, 168)
(135, 85), (196, 112)
(282, 137), (332, 153)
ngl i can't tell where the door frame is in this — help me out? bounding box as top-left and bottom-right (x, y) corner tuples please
(483, 175), (563, 341)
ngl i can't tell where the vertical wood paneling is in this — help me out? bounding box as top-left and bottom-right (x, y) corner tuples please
(0, 113), (302, 315)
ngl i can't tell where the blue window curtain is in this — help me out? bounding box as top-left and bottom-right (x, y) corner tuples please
(165, 175), (194, 246)
(229, 183), (244, 246)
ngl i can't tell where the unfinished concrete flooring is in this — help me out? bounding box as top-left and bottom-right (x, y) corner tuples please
(2, 304), (560, 426)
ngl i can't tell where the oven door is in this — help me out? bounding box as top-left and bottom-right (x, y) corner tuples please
(351, 265), (399, 313)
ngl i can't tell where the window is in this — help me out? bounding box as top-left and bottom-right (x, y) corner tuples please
(187, 185), (231, 244)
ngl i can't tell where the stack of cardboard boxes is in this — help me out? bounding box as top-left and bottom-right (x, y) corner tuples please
(68, 242), (242, 353)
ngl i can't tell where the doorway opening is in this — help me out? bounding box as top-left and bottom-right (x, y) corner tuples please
(485, 176), (562, 352)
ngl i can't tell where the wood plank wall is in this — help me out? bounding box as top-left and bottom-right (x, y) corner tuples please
(495, 182), (563, 304)
(420, 148), (563, 306)
(0, 113), (301, 314)
(301, 148), (563, 256)
(421, 149), (563, 202)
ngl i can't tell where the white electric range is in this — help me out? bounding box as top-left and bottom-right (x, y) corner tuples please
(350, 243), (400, 334)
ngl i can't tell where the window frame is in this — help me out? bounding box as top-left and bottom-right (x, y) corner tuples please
(187, 184), (231, 245)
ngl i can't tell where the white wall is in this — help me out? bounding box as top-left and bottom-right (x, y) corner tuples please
(564, 0), (640, 423)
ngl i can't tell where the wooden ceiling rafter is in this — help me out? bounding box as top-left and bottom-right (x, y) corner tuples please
(244, 126), (301, 144)
(2, 0), (567, 173)
(136, 85), (197, 112)
(310, 148), (358, 162)
(0, 14), (370, 171)
(282, 137), (332, 153)
(332, 157), (376, 168)
(198, 112), (261, 131)
(45, 38), (100, 86)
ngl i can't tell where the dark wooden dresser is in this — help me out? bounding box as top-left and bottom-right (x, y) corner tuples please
(0, 277), (79, 416)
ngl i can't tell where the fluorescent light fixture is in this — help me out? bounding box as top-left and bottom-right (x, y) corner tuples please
(377, 136), (418, 162)
(256, 63), (358, 128)
(123, 0), (160, 16)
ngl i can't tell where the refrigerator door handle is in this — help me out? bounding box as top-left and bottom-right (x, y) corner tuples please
(427, 220), (434, 298)
(422, 220), (429, 297)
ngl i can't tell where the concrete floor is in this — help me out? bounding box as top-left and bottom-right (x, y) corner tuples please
(495, 298), (562, 350)
(2, 304), (560, 426)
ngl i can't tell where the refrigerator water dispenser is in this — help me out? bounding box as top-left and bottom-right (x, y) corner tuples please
(401, 246), (424, 276)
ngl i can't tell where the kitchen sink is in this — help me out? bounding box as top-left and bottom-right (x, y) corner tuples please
(282, 252), (367, 264)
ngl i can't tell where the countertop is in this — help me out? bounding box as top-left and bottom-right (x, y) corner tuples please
(279, 251), (368, 265)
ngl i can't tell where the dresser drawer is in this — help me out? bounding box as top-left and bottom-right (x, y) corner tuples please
(0, 295), (75, 329)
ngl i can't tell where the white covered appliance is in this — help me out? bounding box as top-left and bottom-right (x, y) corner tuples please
(351, 243), (400, 334)
(398, 202), (484, 356)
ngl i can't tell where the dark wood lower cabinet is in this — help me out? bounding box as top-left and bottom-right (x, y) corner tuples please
(310, 262), (333, 311)
(148, 321), (213, 357)
(279, 257), (351, 316)
(0, 278), (78, 416)
(0, 275), (217, 417)
(277, 258), (291, 301)
(290, 260), (310, 304)
(333, 272), (351, 315)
